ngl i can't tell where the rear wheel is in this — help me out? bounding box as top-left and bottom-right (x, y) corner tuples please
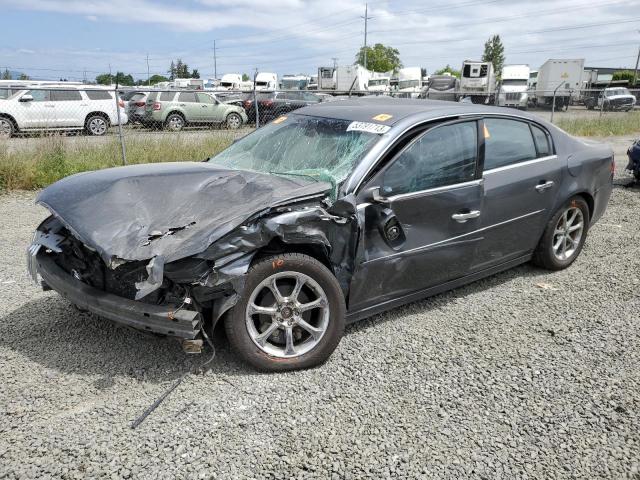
(226, 112), (242, 129)
(85, 114), (109, 136)
(0, 117), (14, 138)
(164, 113), (185, 131)
(225, 253), (345, 371)
(532, 196), (589, 270)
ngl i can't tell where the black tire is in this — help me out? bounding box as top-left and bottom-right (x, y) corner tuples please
(164, 113), (185, 131)
(532, 196), (590, 270)
(225, 112), (242, 130)
(85, 114), (109, 136)
(0, 116), (15, 138)
(225, 253), (346, 372)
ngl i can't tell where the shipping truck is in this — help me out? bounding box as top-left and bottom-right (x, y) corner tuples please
(254, 72), (278, 91)
(317, 65), (373, 93)
(533, 58), (585, 109)
(459, 60), (496, 104)
(497, 64), (530, 109)
(396, 67), (427, 98)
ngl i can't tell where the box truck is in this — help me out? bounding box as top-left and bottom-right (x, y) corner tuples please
(533, 58), (585, 109)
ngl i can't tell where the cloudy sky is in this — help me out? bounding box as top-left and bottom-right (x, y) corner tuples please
(0, 0), (638, 81)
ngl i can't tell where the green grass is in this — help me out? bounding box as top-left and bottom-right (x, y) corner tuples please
(0, 133), (234, 191)
(557, 111), (640, 137)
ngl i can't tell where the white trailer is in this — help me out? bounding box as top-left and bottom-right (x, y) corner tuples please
(534, 58), (585, 109)
(497, 64), (530, 109)
(254, 72), (278, 91)
(281, 74), (312, 90)
(460, 60), (496, 104)
(318, 67), (336, 90)
(335, 65), (372, 92)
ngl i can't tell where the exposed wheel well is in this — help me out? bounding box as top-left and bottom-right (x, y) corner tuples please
(253, 238), (333, 273)
(85, 111), (110, 126)
(166, 111), (185, 121)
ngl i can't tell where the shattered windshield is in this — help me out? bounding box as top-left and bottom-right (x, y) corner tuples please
(209, 114), (383, 193)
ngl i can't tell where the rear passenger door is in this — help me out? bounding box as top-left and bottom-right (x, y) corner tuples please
(471, 117), (562, 271)
(176, 91), (199, 122)
(50, 89), (84, 127)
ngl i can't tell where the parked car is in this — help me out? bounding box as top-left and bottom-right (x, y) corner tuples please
(122, 90), (150, 125)
(28, 98), (613, 371)
(241, 91), (322, 123)
(0, 86), (127, 137)
(585, 87), (636, 111)
(144, 90), (247, 130)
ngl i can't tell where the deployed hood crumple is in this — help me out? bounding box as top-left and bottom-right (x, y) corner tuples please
(37, 162), (330, 265)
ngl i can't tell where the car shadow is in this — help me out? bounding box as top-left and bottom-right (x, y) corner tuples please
(0, 263), (553, 382)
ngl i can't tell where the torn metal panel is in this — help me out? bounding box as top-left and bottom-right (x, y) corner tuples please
(36, 162), (330, 266)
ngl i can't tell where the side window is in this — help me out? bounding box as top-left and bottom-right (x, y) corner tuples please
(85, 90), (112, 100)
(26, 90), (50, 101)
(483, 118), (537, 171)
(196, 93), (214, 104)
(382, 122), (478, 196)
(159, 92), (175, 101)
(531, 125), (552, 157)
(177, 92), (197, 102)
(51, 90), (82, 101)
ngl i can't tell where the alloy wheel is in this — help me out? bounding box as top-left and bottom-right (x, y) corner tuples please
(227, 114), (241, 129)
(0, 118), (13, 137)
(552, 206), (584, 261)
(89, 117), (107, 135)
(167, 115), (184, 131)
(245, 271), (330, 358)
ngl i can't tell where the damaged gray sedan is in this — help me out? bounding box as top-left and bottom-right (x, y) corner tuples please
(28, 98), (614, 371)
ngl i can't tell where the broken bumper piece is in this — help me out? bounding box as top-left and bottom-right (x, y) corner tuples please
(34, 252), (202, 339)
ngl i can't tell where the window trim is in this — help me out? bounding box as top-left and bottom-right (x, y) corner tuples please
(375, 117), (482, 197)
(483, 155), (558, 175)
(479, 117), (550, 172)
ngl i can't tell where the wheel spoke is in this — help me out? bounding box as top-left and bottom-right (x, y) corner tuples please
(268, 278), (285, 303)
(290, 277), (305, 302)
(296, 318), (324, 340)
(247, 303), (277, 316)
(299, 297), (326, 312)
(284, 326), (295, 355)
(553, 235), (564, 251)
(568, 222), (583, 233)
(254, 322), (279, 346)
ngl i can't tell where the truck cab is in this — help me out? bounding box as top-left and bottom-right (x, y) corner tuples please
(497, 64), (530, 109)
(217, 74), (242, 91)
(254, 72), (278, 91)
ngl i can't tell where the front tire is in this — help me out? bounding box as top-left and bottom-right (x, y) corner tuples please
(226, 112), (242, 129)
(532, 196), (590, 270)
(225, 253), (345, 372)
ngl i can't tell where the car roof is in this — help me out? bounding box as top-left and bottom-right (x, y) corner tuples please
(295, 96), (543, 126)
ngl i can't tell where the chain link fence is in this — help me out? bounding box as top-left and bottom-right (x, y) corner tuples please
(1, 84), (638, 166)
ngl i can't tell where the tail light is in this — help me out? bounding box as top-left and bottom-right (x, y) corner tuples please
(153, 102), (161, 111)
(118, 99), (125, 108)
(134, 101), (145, 107)
(261, 99), (273, 107)
(243, 100), (253, 108)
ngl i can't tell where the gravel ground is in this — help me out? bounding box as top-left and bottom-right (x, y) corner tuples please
(0, 136), (639, 479)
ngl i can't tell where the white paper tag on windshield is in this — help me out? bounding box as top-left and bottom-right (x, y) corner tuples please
(347, 121), (391, 135)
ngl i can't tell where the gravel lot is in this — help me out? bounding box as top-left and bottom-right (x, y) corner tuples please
(1, 135), (639, 479)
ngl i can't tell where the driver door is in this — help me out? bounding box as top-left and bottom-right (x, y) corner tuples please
(349, 120), (484, 312)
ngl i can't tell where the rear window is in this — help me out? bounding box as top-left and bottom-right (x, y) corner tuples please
(85, 90), (112, 100)
(51, 90), (82, 101)
(483, 118), (537, 170)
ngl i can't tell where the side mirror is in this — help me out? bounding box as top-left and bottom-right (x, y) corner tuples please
(363, 186), (390, 204)
(19, 94), (33, 102)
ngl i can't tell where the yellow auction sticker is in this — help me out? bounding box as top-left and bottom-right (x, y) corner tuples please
(272, 116), (288, 124)
(483, 124), (491, 139)
(372, 113), (393, 122)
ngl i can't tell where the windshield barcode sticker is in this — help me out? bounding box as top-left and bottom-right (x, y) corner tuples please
(347, 121), (391, 134)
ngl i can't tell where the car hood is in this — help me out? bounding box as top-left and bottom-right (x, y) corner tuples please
(37, 162), (330, 266)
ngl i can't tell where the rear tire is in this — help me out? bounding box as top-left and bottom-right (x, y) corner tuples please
(164, 113), (185, 131)
(0, 116), (15, 138)
(225, 253), (345, 372)
(85, 114), (109, 136)
(532, 196), (590, 270)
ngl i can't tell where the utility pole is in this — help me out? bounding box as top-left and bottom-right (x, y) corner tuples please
(108, 63), (112, 84)
(361, 3), (372, 70)
(332, 57), (338, 70)
(146, 53), (150, 86)
(633, 33), (640, 88)
(213, 40), (218, 80)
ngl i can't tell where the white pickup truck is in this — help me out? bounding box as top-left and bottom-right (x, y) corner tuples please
(585, 87), (636, 111)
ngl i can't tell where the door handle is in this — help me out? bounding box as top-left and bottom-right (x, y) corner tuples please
(535, 181), (554, 192)
(452, 210), (481, 223)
